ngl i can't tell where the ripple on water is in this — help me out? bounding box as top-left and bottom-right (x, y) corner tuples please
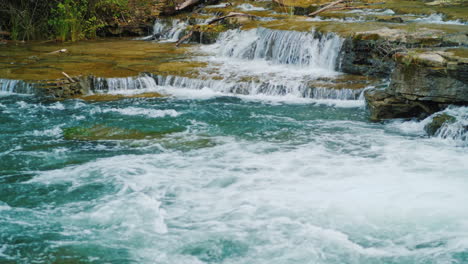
(0, 95), (467, 263)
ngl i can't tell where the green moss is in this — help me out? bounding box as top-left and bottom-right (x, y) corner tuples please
(0, 39), (204, 80)
(424, 113), (456, 136)
(309, 74), (380, 90)
(188, 24), (227, 33)
(63, 124), (182, 141)
(446, 47), (468, 58)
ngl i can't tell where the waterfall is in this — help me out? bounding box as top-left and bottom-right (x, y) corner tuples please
(93, 76), (158, 93)
(151, 17), (214, 42)
(211, 28), (343, 70)
(0, 79), (34, 94)
(152, 18), (189, 42)
(0, 26), (359, 101)
(92, 28), (361, 100)
(88, 74), (362, 100)
(156, 75), (362, 99)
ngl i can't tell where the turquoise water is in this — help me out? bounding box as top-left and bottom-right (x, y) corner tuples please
(1, 93), (468, 264)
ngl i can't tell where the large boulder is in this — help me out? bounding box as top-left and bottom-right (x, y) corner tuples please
(364, 88), (441, 121)
(389, 50), (468, 103)
(364, 48), (468, 121)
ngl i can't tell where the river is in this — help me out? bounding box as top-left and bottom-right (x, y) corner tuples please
(1, 21), (468, 264)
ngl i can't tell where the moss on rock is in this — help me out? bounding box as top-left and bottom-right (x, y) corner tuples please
(424, 113), (456, 136)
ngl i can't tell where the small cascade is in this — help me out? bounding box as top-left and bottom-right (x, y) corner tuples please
(86, 73), (363, 100)
(152, 18), (188, 42)
(92, 76), (158, 93)
(150, 17), (214, 42)
(411, 13), (467, 25)
(431, 106), (468, 142)
(156, 75), (363, 99)
(0, 79), (34, 94)
(237, 3), (266, 11)
(212, 28), (344, 70)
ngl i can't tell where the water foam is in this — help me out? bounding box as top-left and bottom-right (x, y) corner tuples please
(25, 129), (468, 263)
(210, 28), (343, 70)
(93, 76), (158, 93)
(237, 3), (266, 11)
(411, 13), (467, 25)
(153, 18), (189, 42)
(103, 107), (180, 118)
(430, 106), (468, 142)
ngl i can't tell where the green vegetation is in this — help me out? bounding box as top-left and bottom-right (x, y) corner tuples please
(0, 0), (152, 41)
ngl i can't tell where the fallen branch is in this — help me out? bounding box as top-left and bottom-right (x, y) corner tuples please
(48, 49), (68, 54)
(206, 12), (255, 24)
(309, 0), (348, 16)
(175, 31), (194, 47)
(61, 72), (75, 83)
(175, 0), (200, 11)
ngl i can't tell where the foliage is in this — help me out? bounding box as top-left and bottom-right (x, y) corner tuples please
(0, 0), (52, 41)
(0, 0), (144, 42)
(49, 0), (107, 41)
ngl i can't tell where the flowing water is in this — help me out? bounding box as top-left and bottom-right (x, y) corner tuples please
(1, 23), (468, 264)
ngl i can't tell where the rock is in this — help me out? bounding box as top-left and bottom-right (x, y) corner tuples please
(271, 0), (317, 16)
(364, 48), (468, 121)
(443, 33), (468, 46)
(340, 38), (396, 77)
(62, 125), (181, 141)
(376, 17), (404, 23)
(364, 88), (441, 121)
(414, 53), (446, 66)
(424, 113), (456, 136)
(389, 51), (468, 103)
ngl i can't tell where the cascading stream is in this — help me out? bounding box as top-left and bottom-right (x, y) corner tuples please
(212, 28), (343, 70)
(1, 9), (468, 264)
(97, 27), (361, 100)
(0, 79), (34, 94)
(152, 18), (189, 42)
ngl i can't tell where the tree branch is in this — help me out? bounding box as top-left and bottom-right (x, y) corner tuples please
(309, 0), (348, 16)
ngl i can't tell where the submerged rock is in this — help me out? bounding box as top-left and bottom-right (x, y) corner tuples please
(62, 125), (179, 141)
(424, 113), (456, 136)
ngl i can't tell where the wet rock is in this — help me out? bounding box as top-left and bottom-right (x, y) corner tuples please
(389, 50), (468, 103)
(424, 113), (456, 136)
(364, 48), (468, 121)
(340, 38), (396, 77)
(36, 76), (92, 100)
(62, 125), (179, 141)
(271, 0), (318, 16)
(364, 88), (441, 121)
(376, 17), (404, 23)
